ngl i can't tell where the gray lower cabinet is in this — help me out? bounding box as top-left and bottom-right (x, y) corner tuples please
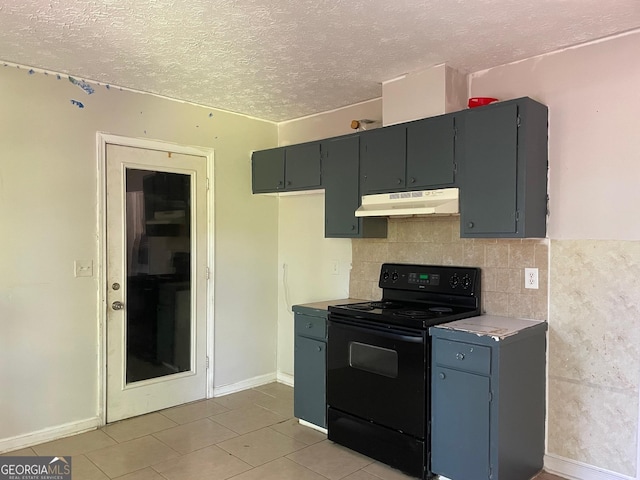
(430, 323), (547, 480)
(459, 97), (548, 238)
(323, 135), (387, 238)
(293, 307), (328, 428)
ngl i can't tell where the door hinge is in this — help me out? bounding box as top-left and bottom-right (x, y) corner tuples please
(206, 178), (211, 191)
(206, 356), (210, 369)
(546, 194), (550, 215)
(515, 210), (520, 222)
(489, 465), (493, 479)
(206, 267), (210, 279)
(489, 391), (493, 402)
(516, 115), (521, 127)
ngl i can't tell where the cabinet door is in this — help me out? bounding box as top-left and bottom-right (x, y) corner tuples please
(460, 103), (518, 235)
(294, 336), (326, 428)
(406, 114), (456, 188)
(252, 147), (285, 193)
(431, 367), (491, 480)
(285, 142), (322, 190)
(360, 125), (407, 194)
(324, 136), (361, 236)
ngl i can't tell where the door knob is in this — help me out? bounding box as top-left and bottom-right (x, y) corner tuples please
(111, 301), (124, 311)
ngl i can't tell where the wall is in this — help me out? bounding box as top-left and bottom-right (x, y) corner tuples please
(0, 64), (278, 446)
(469, 31), (640, 477)
(350, 218), (549, 321)
(275, 99), (382, 378)
(275, 193), (351, 378)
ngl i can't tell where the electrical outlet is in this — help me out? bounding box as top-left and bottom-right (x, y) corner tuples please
(331, 260), (340, 275)
(525, 268), (539, 289)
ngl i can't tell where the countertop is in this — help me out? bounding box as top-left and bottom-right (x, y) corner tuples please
(292, 298), (365, 313)
(432, 314), (546, 340)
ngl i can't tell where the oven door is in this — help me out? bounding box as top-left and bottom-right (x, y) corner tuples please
(327, 315), (427, 438)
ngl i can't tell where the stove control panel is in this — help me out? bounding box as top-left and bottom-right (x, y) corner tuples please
(378, 263), (480, 295)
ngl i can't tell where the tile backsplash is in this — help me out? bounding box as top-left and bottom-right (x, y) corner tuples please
(350, 216), (549, 320)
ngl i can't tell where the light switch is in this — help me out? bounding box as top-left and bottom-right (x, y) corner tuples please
(75, 260), (94, 278)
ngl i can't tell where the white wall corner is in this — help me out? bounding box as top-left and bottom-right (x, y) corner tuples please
(0, 417), (101, 454)
(213, 372), (277, 397)
(544, 453), (635, 480)
(276, 371), (294, 387)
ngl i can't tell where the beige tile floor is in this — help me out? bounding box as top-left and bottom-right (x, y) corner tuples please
(3, 382), (566, 480)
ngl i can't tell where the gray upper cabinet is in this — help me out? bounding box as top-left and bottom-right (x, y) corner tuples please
(251, 147), (285, 193)
(251, 96), (548, 239)
(285, 142), (322, 190)
(406, 113), (457, 188)
(323, 136), (387, 238)
(459, 97), (548, 238)
(360, 124), (407, 194)
(251, 142), (321, 193)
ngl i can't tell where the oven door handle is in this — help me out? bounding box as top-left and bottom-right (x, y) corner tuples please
(329, 318), (424, 343)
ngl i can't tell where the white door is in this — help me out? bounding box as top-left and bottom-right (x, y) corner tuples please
(106, 143), (208, 423)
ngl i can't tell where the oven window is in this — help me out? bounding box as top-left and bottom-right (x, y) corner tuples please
(349, 342), (398, 378)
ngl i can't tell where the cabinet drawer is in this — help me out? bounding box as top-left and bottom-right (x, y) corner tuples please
(433, 338), (491, 375)
(295, 314), (327, 340)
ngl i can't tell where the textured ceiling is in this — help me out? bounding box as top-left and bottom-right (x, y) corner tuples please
(1, 0), (639, 121)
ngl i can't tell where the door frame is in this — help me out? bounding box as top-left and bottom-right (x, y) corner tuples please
(96, 133), (215, 426)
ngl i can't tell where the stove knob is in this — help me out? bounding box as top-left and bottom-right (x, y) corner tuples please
(382, 270), (390, 281)
(391, 271), (399, 282)
(449, 274), (459, 288)
(461, 274), (472, 289)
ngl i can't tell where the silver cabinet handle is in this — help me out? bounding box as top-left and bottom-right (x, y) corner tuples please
(456, 352), (465, 360)
(112, 301), (124, 311)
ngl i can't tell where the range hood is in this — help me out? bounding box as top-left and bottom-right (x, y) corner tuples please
(355, 188), (459, 217)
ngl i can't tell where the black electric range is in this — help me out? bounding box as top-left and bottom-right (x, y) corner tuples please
(327, 263), (481, 479)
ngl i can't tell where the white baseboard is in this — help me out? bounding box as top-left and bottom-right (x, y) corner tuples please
(298, 419), (327, 434)
(276, 371), (294, 387)
(0, 417), (100, 454)
(212, 372), (277, 397)
(544, 453), (635, 480)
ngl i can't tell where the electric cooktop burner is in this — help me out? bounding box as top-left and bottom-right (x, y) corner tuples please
(429, 306), (453, 313)
(348, 301), (403, 311)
